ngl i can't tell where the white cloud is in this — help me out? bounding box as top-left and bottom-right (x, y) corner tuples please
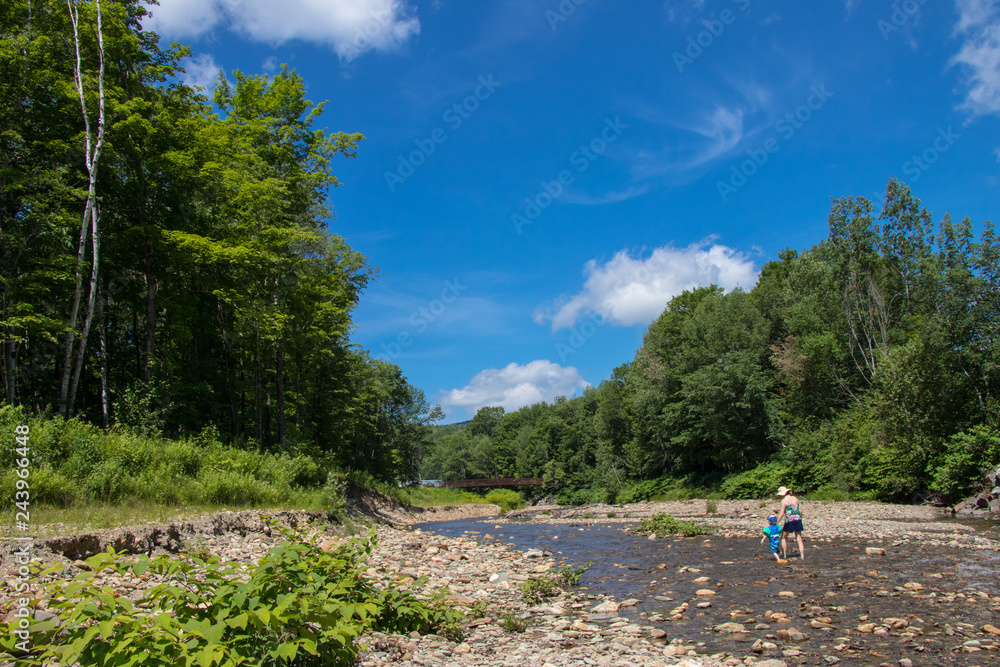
(181, 53), (222, 92)
(534, 240), (759, 331)
(144, 0), (222, 38)
(145, 0), (420, 61)
(951, 0), (1000, 116)
(440, 361), (589, 414)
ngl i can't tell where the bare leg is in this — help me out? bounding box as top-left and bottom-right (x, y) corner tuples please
(780, 534), (787, 560)
(796, 533), (805, 560)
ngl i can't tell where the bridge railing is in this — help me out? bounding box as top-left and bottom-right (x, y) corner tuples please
(441, 477), (543, 488)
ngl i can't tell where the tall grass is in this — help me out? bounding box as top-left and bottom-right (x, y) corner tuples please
(0, 407), (359, 525)
(400, 486), (488, 507)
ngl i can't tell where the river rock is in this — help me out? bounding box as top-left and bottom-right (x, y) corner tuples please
(983, 624), (1000, 635)
(778, 627), (809, 642)
(865, 547), (886, 556)
(591, 601), (619, 613)
(714, 622), (746, 633)
(756, 660), (788, 667)
(695, 589), (716, 596)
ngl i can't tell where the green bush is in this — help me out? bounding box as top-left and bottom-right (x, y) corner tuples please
(1, 525), (464, 666)
(930, 425), (1000, 504)
(633, 513), (711, 538)
(615, 476), (703, 503)
(484, 489), (524, 513)
(720, 460), (791, 499)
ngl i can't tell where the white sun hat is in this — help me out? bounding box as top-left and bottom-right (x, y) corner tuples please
(776, 486), (790, 497)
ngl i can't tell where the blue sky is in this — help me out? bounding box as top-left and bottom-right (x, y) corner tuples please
(146, 0), (1000, 423)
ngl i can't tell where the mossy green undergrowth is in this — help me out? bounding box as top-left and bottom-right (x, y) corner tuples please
(632, 512), (712, 538)
(1, 522), (464, 666)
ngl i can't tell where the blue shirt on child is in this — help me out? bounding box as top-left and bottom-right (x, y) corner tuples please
(762, 524), (783, 553)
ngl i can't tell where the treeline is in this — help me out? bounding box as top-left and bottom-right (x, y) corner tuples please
(424, 180), (1000, 504)
(1, 0), (434, 484)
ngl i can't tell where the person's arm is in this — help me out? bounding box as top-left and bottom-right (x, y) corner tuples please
(776, 498), (788, 524)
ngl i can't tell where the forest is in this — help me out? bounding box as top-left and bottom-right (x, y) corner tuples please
(1, 0), (438, 500)
(423, 182), (1000, 505)
(2, 1), (998, 511)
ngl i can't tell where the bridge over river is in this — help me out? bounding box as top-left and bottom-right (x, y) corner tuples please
(440, 477), (543, 488)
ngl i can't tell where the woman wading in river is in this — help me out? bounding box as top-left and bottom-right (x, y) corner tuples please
(776, 486), (805, 560)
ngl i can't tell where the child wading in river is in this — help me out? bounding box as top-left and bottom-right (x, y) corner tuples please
(760, 515), (786, 562)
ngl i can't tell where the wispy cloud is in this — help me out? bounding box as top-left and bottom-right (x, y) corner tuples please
(439, 360), (589, 415)
(626, 103), (748, 181)
(951, 0), (1000, 117)
(181, 53), (223, 92)
(560, 184), (652, 205)
(145, 0), (420, 61)
(664, 0), (707, 24)
(534, 240), (759, 331)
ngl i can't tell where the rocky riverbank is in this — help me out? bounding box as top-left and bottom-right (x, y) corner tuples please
(500, 499), (1000, 552)
(1, 497), (998, 667)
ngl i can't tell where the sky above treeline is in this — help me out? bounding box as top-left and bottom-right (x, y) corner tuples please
(145, 0), (1000, 423)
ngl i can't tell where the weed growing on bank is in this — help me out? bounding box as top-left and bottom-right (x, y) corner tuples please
(0, 523), (464, 665)
(499, 612), (527, 633)
(519, 561), (592, 604)
(633, 513), (712, 538)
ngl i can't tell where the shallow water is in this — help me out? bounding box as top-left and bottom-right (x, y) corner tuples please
(417, 518), (1000, 666)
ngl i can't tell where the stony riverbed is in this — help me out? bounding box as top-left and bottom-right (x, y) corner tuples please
(0, 498), (997, 667)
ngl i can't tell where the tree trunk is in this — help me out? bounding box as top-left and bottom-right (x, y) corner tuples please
(142, 240), (156, 382)
(217, 298), (238, 436)
(3, 335), (14, 407)
(67, 200), (100, 417)
(98, 282), (109, 428)
(61, 0), (106, 419)
(276, 339), (286, 448)
(254, 322), (262, 450)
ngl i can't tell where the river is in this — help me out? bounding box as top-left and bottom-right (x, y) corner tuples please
(416, 516), (1000, 666)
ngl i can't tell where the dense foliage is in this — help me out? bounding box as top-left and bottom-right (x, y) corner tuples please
(1, 1), (437, 484)
(1, 527), (464, 665)
(424, 181), (1000, 504)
